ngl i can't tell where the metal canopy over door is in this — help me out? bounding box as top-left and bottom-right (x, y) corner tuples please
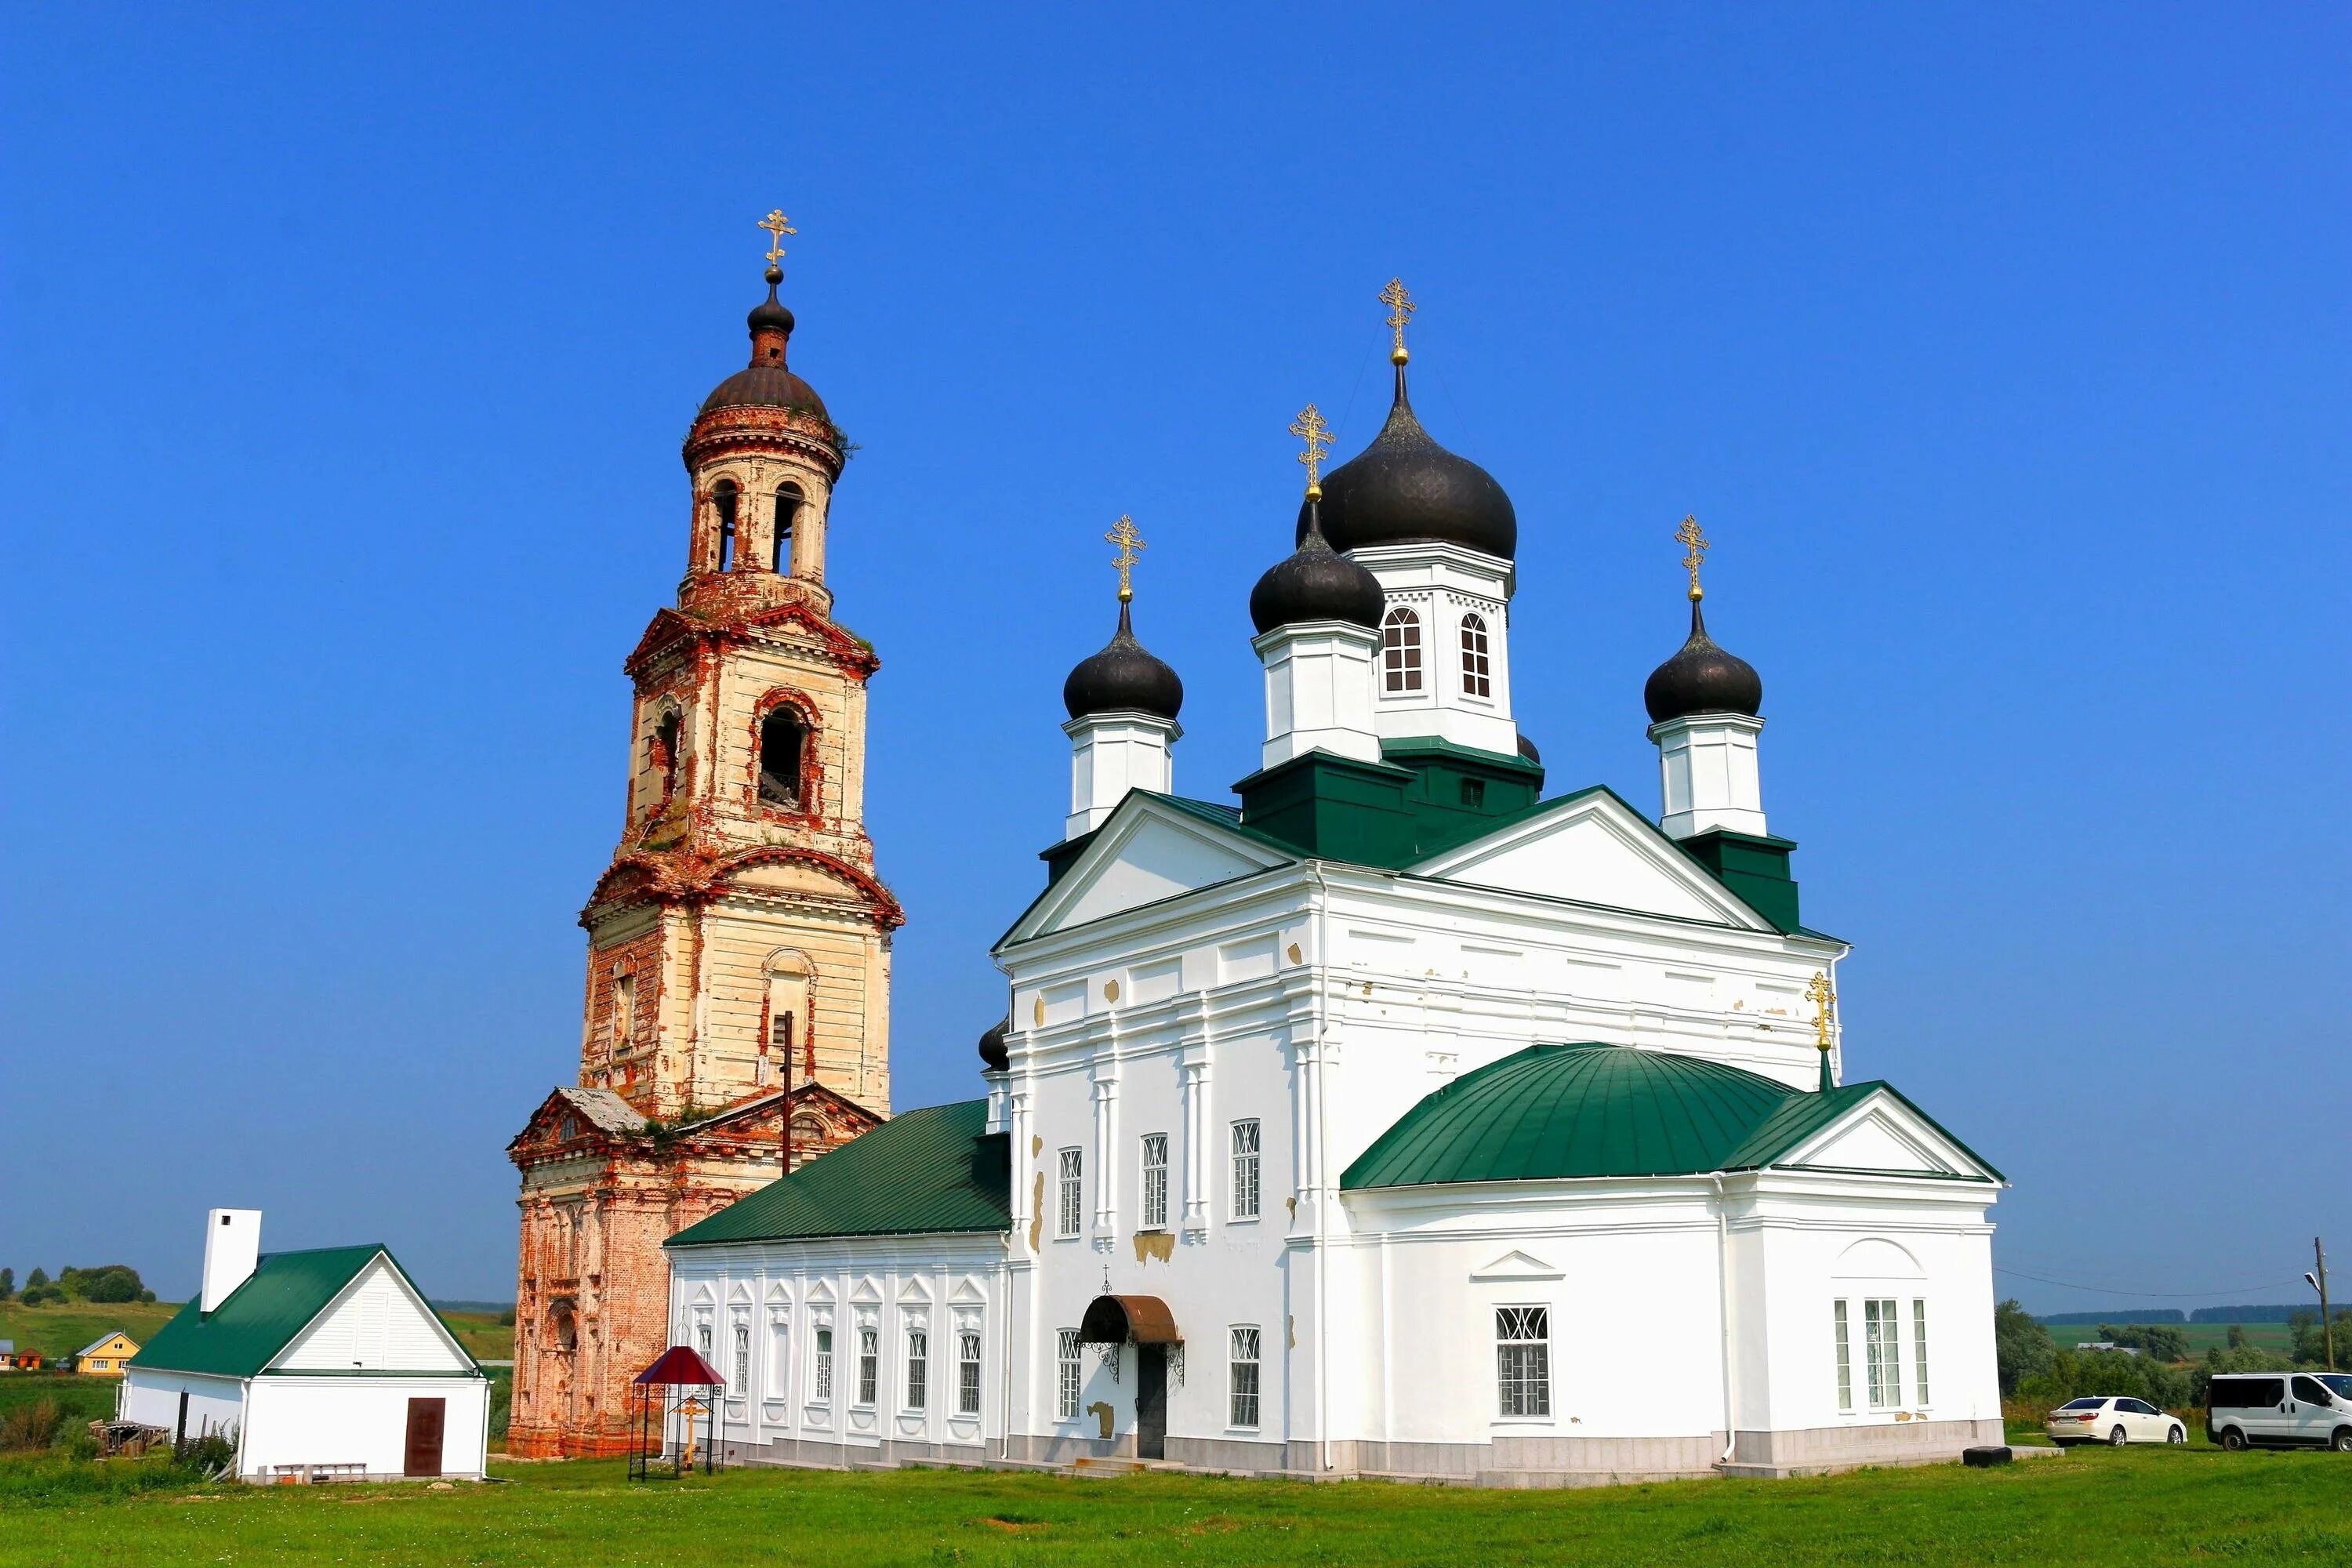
(403, 1397), (446, 1478)
(1135, 1345), (1167, 1461)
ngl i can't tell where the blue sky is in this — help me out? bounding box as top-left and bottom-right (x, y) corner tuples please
(3, 5), (2345, 1309)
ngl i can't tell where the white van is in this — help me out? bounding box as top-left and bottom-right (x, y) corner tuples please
(2206, 1372), (2352, 1451)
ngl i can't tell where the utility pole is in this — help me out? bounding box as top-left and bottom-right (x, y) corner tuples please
(2315, 1238), (2335, 1372)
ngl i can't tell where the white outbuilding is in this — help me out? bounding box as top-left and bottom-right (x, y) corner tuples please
(121, 1210), (490, 1483)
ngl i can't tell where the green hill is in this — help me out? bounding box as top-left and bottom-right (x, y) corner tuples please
(0, 1300), (183, 1362)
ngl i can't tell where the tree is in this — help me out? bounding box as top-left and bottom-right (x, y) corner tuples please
(2193, 1344), (2298, 1405)
(2227, 1324), (2248, 1349)
(2290, 1310), (2350, 1368)
(24, 1268), (47, 1290)
(2097, 1323), (2189, 1363)
(62, 1265), (143, 1305)
(1994, 1300), (2056, 1396)
(0, 1267), (13, 1301)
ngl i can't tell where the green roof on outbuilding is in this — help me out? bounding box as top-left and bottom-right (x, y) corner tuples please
(667, 1100), (1012, 1248)
(129, 1245), (470, 1380)
(1341, 1044), (2000, 1189)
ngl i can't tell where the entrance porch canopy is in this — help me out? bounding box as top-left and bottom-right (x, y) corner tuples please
(1080, 1294), (1181, 1346)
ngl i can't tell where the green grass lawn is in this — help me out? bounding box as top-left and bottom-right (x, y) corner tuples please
(0, 1373), (116, 1429)
(0, 1300), (182, 1363)
(434, 1309), (514, 1363)
(4, 1445), (2348, 1568)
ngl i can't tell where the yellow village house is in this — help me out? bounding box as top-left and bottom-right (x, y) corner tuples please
(74, 1330), (140, 1377)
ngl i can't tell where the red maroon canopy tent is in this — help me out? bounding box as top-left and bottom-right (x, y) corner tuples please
(627, 1345), (728, 1479)
(633, 1345), (725, 1388)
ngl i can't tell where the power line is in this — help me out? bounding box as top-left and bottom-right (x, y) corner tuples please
(1993, 1265), (2307, 1301)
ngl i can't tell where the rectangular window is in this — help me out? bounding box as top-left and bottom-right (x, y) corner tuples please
(1912, 1300), (1931, 1405)
(768, 1315), (790, 1399)
(1231, 1120), (1261, 1219)
(857, 1325), (879, 1407)
(731, 1320), (750, 1397)
(1229, 1326), (1262, 1428)
(1141, 1134), (1169, 1230)
(813, 1327), (833, 1403)
(1832, 1300), (1853, 1411)
(1056, 1329), (1082, 1421)
(905, 1327), (927, 1411)
(957, 1330), (982, 1416)
(1058, 1149), (1083, 1238)
(1496, 1305), (1552, 1417)
(611, 974), (635, 1051)
(1864, 1298), (1900, 1408)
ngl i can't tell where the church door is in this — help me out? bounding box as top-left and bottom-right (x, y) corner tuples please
(403, 1397), (446, 1478)
(1135, 1345), (1167, 1461)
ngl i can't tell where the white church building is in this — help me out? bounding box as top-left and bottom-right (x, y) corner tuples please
(664, 303), (2007, 1485)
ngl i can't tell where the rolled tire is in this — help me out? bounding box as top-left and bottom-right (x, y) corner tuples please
(2221, 1427), (2249, 1452)
(2332, 1428), (2352, 1454)
(2168, 1426), (2186, 1445)
(2109, 1425), (2128, 1446)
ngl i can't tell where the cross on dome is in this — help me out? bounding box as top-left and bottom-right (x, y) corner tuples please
(1380, 278), (1415, 365)
(1105, 514), (1145, 604)
(760, 209), (797, 269)
(1677, 514), (1709, 602)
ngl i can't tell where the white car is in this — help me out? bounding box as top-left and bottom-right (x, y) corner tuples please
(2045, 1395), (2186, 1446)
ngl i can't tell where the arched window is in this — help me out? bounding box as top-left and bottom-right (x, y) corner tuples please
(648, 709), (682, 804)
(713, 480), (740, 571)
(1460, 613), (1493, 698)
(550, 1298), (579, 1352)
(758, 707), (808, 809)
(1381, 608), (1423, 692)
(773, 484), (801, 573)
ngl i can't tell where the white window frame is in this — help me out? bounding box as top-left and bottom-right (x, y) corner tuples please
(1057, 1148), (1083, 1239)
(904, 1320), (928, 1412)
(1459, 612), (1493, 698)
(1229, 1325), (1261, 1429)
(1056, 1329), (1082, 1421)
(1140, 1134), (1169, 1231)
(1230, 1120), (1261, 1221)
(1863, 1298), (1901, 1408)
(811, 1323), (834, 1405)
(856, 1323), (880, 1408)
(1381, 607), (1423, 693)
(1495, 1304), (1552, 1418)
(1832, 1299), (1853, 1411)
(1911, 1299), (1931, 1406)
(957, 1330), (983, 1417)
(730, 1314), (751, 1398)
(766, 1309), (790, 1400)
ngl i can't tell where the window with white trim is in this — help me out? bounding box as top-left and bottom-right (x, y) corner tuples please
(1832, 1300), (1853, 1411)
(767, 1312), (790, 1399)
(957, 1330), (982, 1416)
(1496, 1305), (1551, 1417)
(1057, 1148), (1083, 1238)
(1229, 1326), (1261, 1428)
(731, 1319), (750, 1396)
(1056, 1329), (1082, 1420)
(1459, 612), (1493, 697)
(812, 1325), (833, 1403)
(1863, 1298), (1901, 1408)
(1911, 1300), (1931, 1405)
(856, 1325), (880, 1406)
(1140, 1134), (1169, 1230)
(905, 1325), (927, 1411)
(1231, 1120), (1261, 1219)
(1382, 607), (1423, 692)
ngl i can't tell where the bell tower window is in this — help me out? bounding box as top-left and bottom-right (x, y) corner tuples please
(1460, 612), (1492, 698)
(649, 710), (682, 806)
(1382, 608), (1423, 692)
(758, 708), (808, 810)
(774, 485), (801, 572)
(713, 480), (739, 571)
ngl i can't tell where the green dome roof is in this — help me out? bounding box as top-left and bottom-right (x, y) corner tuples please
(1343, 1043), (1876, 1189)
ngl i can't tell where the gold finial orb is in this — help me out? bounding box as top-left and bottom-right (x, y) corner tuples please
(1805, 971), (1837, 1054)
(759, 209), (798, 269)
(1675, 514), (1709, 602)
(1105, 514), (1146, 603)
(1379, 278), (1415, 365)
(1289, 402), (1334, 499)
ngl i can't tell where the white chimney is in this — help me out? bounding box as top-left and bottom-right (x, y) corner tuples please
(201, 1208), (262, 1313)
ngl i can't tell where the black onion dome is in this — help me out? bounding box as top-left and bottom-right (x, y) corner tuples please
(1250, 505), (1386, 633)
(700, 265), (829, 418)
(1298, 367), (1515, 559)
(1644, 602), (1763, 723)
(978, 1016), (1010, 1073)
(1062, 601), (1184, 720)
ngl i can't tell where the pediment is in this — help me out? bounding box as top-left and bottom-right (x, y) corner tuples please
(896, 1276), (933, 1304)
(849, 1276), (882, 1303)
(765, 1281), (792, 1305)
(1470, 1249), (1563, 1282)
(1004, 797), (1291, 945)
(949, 1276), (989, 1305)
(728, 859), (863, 898)
(807, 1279), (835, 1303)
(1410, 789), (1768, 930)
(1787, 1098), (1981, 1180)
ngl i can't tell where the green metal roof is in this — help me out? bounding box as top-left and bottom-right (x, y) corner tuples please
(667, 1100), (1011, 1248)
(129, 1245), (457, 1379)
(1341, 1044), (2000, 1189)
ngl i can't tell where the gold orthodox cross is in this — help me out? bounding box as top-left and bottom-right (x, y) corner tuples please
(1380, 278), (1415, 364)
(1290, 403), (1334, 495)
(1105, 514), (1145, 602)
(760, 209), (797, 267)
(1676, 514), (1709, 602)
(1806, 971), (1836, 1054)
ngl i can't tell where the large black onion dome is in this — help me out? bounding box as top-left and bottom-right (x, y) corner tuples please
(1297, 368), (1515, 559)
(1644, 602), (1763, 723)
(1250, 504), (1386, 633)
(700, 264), (829, 418)
(1062, 601), (1184, 720)
(978, 1016), (1010, 1073)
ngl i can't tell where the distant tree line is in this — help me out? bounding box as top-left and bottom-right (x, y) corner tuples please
(1996, 1300), (2348, 1413)
(0, 1264), (154, 1306)
(2036, 1305), (2326, 1326)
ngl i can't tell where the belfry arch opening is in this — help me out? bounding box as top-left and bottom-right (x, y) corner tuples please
(713, 480), (740, 572)
(758, 707), (809, 811)
(773, 485), (802, 572)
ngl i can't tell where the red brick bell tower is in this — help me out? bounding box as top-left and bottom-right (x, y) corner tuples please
(504, 223), (898, 1457)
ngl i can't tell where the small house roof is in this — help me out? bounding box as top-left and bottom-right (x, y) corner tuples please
(667, 1100), (1010, 1247)
(129, 1244), (472, 1380)
(75, 1330), (136, 1359)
